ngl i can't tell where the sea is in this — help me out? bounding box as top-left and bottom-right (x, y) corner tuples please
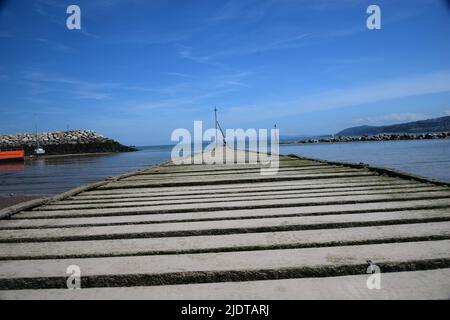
(1, 139), (449, 197)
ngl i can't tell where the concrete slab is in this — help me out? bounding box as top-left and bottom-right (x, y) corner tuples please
(29, 191), (450, 214)
(81, 178), (414, 196)
(121, 168), (362, 181)
(50, 186), (446, 208)
(1, 222), (449, 259)
(0, 240), (449, 283)
(12, 198), (450, 219)
(99, 172), (376, 189)
(2, 269), (449, 300)
(2, 208), (449, 229)
(2, 210), (449, 242)
(68, 184), (438, 202)
(1, 151), (449, 298)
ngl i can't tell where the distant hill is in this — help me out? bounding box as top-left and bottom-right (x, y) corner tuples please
(336, 116), (450, 136)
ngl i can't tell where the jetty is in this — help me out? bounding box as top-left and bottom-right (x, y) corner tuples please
(0, 130), (136, 156)
(1, 148), (450, 299)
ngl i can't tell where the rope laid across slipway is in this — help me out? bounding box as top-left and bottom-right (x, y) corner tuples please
(1, 148), (450, 299)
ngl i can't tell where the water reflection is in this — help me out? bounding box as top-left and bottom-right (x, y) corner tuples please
(0, 162), (25, 171)
(280, 139), (450, 182)
(0, 146), (172, 196)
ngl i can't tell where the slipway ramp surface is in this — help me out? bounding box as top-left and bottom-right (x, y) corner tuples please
(1, 148), (450, 299)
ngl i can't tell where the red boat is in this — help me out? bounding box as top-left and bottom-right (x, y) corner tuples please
(0, 149), (25, 162)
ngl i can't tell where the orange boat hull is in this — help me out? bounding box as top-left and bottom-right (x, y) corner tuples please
(0, 150), (25, 162)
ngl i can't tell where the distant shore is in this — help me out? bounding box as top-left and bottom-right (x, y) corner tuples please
(284, 132), (450, 144)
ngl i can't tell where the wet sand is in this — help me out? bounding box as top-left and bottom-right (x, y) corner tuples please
(0, 196), (41, 210)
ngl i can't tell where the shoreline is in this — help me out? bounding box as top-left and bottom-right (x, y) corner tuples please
(0, 195), (43, 211)
(0, 151), (138, 210)
(282, 133), (450, 145)
(25, 151), (118, 160)
(280, 138), (450, 145)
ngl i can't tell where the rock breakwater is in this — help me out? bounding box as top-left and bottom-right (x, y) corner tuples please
(0, 130), (137, 155)
(296, 132), (450, 144)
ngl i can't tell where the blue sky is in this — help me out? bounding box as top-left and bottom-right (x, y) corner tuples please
(1, 0), (450, 145)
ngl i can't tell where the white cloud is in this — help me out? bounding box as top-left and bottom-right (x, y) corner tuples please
(176, 45), (224, 67)
(34, 0), (99, 38)
(36, 38), (71, 52)
(206, 0), (273, 24)
(381, 113), (429, 122)
(289, 70), (450, 115)
(21, 72), (122, 101)
(222, 70), (450, 121)
(354, 113), (429, 126)
(162, 72), (192, 78)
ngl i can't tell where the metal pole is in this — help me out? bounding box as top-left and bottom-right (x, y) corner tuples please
(35, 116), (39, 149)
(214, 107), (218, 148)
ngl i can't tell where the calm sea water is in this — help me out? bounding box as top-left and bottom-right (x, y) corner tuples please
(0, 140), (449, 196)
(0, 146), (171, 196)
(280, 139), (450, 182)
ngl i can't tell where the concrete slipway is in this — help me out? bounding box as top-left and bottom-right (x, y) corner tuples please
(1, 148), (450, 300)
